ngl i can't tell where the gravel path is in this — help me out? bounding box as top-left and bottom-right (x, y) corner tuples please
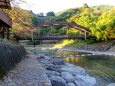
(0, 52), (52, 86)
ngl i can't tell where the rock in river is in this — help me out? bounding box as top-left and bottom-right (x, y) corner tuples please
(52, 59), (66, 65)
(46, 70), (60, 77)
(50, 76), (67, 86)
(61, 72), (75, 82)
(60, 64), (86, 75)
(45, 64), (61, 71)
(75, 75), (96, 86)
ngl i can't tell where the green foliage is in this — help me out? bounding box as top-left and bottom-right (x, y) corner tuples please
(27, 40), (40, 45)
(91, 5), (113, 11)
(68, 5), (115, 41)
(3, 7), (36, 39)
(0, 66), (6, 78)
(32, 15), (40, 26)
(51, 8), (79, 22)
(38, 12), (44, 17)
(46, 11), (55, 16)
(76, 39), (94, 44)
(29, 4), (115, 42)
(83, 3), (89, 8)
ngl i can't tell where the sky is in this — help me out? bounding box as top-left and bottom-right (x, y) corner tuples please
(19, 0), (115, 14)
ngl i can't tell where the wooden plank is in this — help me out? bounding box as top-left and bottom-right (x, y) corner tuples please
(0, 10), (12, 27)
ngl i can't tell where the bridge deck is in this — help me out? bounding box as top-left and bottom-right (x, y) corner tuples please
(25, 36), (89, 40)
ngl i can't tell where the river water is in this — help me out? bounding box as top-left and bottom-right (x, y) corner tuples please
(27, 45), (115, 86)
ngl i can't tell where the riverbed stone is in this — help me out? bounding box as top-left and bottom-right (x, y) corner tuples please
(107, 83), (115, 86)
(61, 72), (75, 82)
(52, 59), (66, 65)
(39, 59), (49, 64)
(37, 55), (45, 59)
(75, 75), (96, 86)
(46, 70), (60, 77)
(60, 64), (86, 75)
(45, 64), (61, 71)
(68, 83), (76, 86)
(44, 56), (51, 60)
(74, 80), (83, 86)
(50, 76), (67, 86)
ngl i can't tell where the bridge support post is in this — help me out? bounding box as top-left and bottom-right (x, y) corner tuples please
(81, 29), (86, 40)
(31, 31), (34, 41)
(84, 30), (86, 40)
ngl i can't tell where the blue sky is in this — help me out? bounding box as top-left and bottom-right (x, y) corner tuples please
(19, 0), (115, 14)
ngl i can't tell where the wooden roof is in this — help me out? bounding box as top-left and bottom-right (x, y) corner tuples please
(0, 0), (11, 9)
(0, 10), (12, 27)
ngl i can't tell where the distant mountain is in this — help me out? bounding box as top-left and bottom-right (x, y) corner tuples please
(90, 5), (114, 11)
(56, 5), (114, 16)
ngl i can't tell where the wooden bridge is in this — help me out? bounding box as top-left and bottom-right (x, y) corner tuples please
(27, 22), (91, 40)
(31, 22), (91, 33)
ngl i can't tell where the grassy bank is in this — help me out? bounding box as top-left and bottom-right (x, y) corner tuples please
(0, 39), (26, 79)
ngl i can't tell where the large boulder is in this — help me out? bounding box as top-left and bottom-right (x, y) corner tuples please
(61, 72), (75, 82)
(52, 60), (66, 65)
(60, 64), (86, 75)
(50, 76), (67, 86)
(75, 75), (96, 86)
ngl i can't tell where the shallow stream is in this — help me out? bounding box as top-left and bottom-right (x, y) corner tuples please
(28, 46), (115, 86)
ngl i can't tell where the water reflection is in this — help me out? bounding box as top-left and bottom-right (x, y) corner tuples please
(62, 51), (115, 83)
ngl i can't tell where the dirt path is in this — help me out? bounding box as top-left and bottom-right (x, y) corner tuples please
(0, 52), (52, 86)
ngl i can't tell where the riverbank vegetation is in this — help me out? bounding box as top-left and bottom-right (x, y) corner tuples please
(1, 4), (114, 43)
(35, 4), (115, 42)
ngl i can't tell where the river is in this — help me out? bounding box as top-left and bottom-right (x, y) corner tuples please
(27, 45), (115, 86)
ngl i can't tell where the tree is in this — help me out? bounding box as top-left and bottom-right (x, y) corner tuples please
(83, 3), (89, 8)
(46, 11), (55, 16)
(32, 15), (40, 26)
(3, 7), (35, 39)
(38, 13), (44, 17)
(68, 5), (115, 41)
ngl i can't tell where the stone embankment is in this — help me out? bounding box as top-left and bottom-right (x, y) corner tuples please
(0, 43), (26, 78)
(63, 41), (115, 56)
